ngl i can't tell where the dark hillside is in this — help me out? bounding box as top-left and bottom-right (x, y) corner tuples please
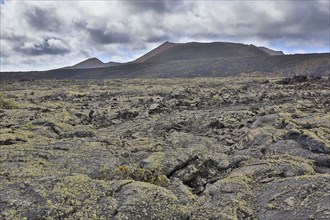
(143, 42), (270, 62)
(1, 42), (329, 80)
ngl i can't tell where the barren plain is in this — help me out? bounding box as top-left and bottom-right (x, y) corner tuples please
(0, 77), (329, 219)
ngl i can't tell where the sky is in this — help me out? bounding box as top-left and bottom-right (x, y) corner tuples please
(0, 0), (329, 71)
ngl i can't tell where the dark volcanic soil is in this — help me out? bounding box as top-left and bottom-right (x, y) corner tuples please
(0, 78), (329, 219)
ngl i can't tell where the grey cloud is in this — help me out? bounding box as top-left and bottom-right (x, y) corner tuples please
(86, 27), (132, 44)
(251, 2), (329, 41)
(147, 35), (170, 43)
(0, 50), (10, 58)
(1, 33), (26, 42)
(74, 20), (88, 30)
(73, 20), (132, 44)
(16, 38), (70, 56)
(286, 2), (329, 37)
(166, 1), (330, 46)
(125, 0), (186, 13)
(24, 6), (61, 31)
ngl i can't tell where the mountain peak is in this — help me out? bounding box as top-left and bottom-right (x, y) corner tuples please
(69, 57), (104, 69)
(162, 41), (175, 45)
(64, 57), (121, 69)
(88, 57), (102, 62)
(133, 41), (176, 63)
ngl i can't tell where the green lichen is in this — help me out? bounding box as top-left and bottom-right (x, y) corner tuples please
(0, 93), (18, 109)
(115, 164), (169, 186)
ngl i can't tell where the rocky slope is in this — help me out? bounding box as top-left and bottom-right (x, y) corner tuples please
(1, 77), (329, 219)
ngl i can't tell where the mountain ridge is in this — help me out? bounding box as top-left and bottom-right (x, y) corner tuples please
(133, 41), (273, 63)
(70, 41), (283, 67)
(1, 41), (329, 80)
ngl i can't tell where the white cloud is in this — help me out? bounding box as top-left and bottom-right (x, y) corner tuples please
(47, 39), (67, 50)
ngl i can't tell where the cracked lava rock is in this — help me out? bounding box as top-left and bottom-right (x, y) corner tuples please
(0, 77), (329, 219)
